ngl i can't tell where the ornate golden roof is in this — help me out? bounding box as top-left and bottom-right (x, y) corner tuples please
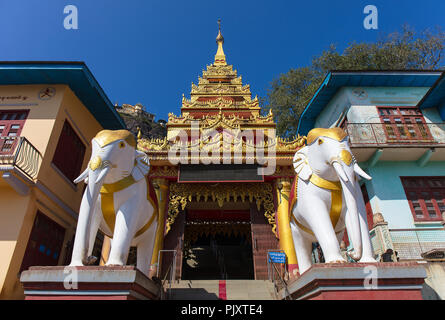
(137, 20), (306, 167)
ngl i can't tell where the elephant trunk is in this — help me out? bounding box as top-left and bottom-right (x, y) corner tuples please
(70, 162), (110, 265)
(333, 161), (363, 261)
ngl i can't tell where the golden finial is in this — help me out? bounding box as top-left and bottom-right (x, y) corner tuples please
(216, 19), (224, 44)
(214, 18), (226, 65)
(137, 126), (142, 139)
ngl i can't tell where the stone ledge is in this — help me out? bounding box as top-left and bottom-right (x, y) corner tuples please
(283, 262), (426, 300)
(20, 266), (161, 300)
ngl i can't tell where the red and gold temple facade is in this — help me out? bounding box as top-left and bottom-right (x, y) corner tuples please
(137, 24), (305, 279)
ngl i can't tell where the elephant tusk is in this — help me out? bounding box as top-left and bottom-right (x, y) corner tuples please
(74, 168), (89, 184)
(95, 167), (110, 184)
(332, 161), (348, 182)
(353, 163), (372, 180)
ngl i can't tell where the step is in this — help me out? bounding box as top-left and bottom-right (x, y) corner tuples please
(167, 280), (277, 300)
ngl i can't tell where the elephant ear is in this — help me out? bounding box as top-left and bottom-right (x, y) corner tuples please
(131, 150), (150, 181)
(293, 146), (312, 181)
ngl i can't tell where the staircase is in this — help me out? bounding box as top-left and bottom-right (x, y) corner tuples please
(167, 280), (276, 300)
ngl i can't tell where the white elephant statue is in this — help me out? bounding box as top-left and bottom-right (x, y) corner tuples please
(69, 129), (158, 275)
(289, 127), (376, 274)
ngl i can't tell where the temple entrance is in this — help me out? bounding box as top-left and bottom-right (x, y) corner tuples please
(181, 208), (254, 280)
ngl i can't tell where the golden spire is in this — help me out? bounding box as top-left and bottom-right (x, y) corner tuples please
(214, 19), (227, 65)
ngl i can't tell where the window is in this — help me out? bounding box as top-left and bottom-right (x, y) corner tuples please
(52, 120), (86, 183)
(0, 110), (28, 154)
(377, 107), (433, 142)
(20, 211), (66, 273)
(401, 177), (445, 222)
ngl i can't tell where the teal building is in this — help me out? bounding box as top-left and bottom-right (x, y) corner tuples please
(298, 70), (445, 263)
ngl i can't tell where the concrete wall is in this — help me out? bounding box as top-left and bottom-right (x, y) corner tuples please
(365, 161), (445, 229)
(0, 84), (105, 299)
(422, 262), (445, 300)
(314, 86), (431, 128)
(0, 188), (33, 299)
(37, 85), (103, 214)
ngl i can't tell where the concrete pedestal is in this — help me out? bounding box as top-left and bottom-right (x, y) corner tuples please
(20, 266), (161, 300)
(282, 262), (426, 300)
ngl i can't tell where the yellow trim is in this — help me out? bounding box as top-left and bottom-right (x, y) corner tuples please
(150, 178), (169, 266)
(89, 155), (102, 171)
(339, 149), (353, 166)
(101, 192), (116, 237)
(292, 173), (343, 235)
(100, 175), (157, 238)
(100, 175), (136, 193)
(309, 173), (341, 191)
(276, 179), (298, 265)
(94, 129), (136, 148)
(307, 127), (347, 145)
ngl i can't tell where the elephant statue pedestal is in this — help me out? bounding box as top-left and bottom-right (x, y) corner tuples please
(20, 265), (162, 300)
(280, 262), (427, 300)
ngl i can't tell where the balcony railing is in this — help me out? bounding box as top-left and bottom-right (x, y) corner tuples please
(344, 123), (445, 147)
(0, 137), (42, 180)
(389, 228), (445, 261)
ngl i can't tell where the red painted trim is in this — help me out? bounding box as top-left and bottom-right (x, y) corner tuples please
(306, 289), (423, 300)
(25, 295), (132, 300)
(400, 176), (445, 222)
(376, 106), (434, 142)
(0, 109), (29, 154)
(178, 179), (264, 183)
(218, 280), (227, 300)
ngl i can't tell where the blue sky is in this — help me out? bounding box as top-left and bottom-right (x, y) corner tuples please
(1, 0), (444, 121)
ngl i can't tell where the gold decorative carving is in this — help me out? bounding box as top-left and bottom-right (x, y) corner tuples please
(137, 137), (168, 151)
(137, 134), (306, 164)
(148, 166), (178, 178)
(273, 166), (295, 177)
(184, 222), (251, 246)
(165, 183), (277, 237)
(182, 96), (259, 109)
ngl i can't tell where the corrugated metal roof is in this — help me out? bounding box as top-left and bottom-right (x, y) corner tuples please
(0, 62), (125, 130)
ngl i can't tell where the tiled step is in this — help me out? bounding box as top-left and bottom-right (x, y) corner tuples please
(167, 280), (277, 300)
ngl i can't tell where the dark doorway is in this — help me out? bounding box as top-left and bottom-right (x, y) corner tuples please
(181, 225), (254, 280)
(20, 211), (66, 273)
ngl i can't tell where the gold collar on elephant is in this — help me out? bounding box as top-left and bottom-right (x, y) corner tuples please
(100, 175), (137, 193)
(99, 175), (158, 238)
(292, 173), (343, 236)
(309, 173), (341, 191)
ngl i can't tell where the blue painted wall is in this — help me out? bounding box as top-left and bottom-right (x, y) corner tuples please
(364, 161), (445, 229)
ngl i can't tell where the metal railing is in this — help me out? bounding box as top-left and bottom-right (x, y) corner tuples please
(267, 251), (290, 300)
(344, 123), (445, 147)
(389, 228), (445, 261)
(157, 250), (177, 300)
(0, 136), (42, 180)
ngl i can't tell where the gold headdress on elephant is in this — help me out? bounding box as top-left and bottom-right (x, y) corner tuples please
(306, 127), (348, 145)
(94, 129), (137, 148)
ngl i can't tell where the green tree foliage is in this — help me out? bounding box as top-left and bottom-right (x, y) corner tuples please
(263, 26), (445, 137)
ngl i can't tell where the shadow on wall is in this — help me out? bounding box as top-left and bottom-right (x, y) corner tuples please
(422, 282), (441, 300)
(169, 288), (219, 300)
(422, 262), (445, 300)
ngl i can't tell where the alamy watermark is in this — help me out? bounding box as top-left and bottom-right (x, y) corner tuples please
(363, 5), (378, 30)
(63, 5), (78, 30)
(167, 122), (276, 175)
(363, 265), (378, 289)
(63, 266), (78, 290)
